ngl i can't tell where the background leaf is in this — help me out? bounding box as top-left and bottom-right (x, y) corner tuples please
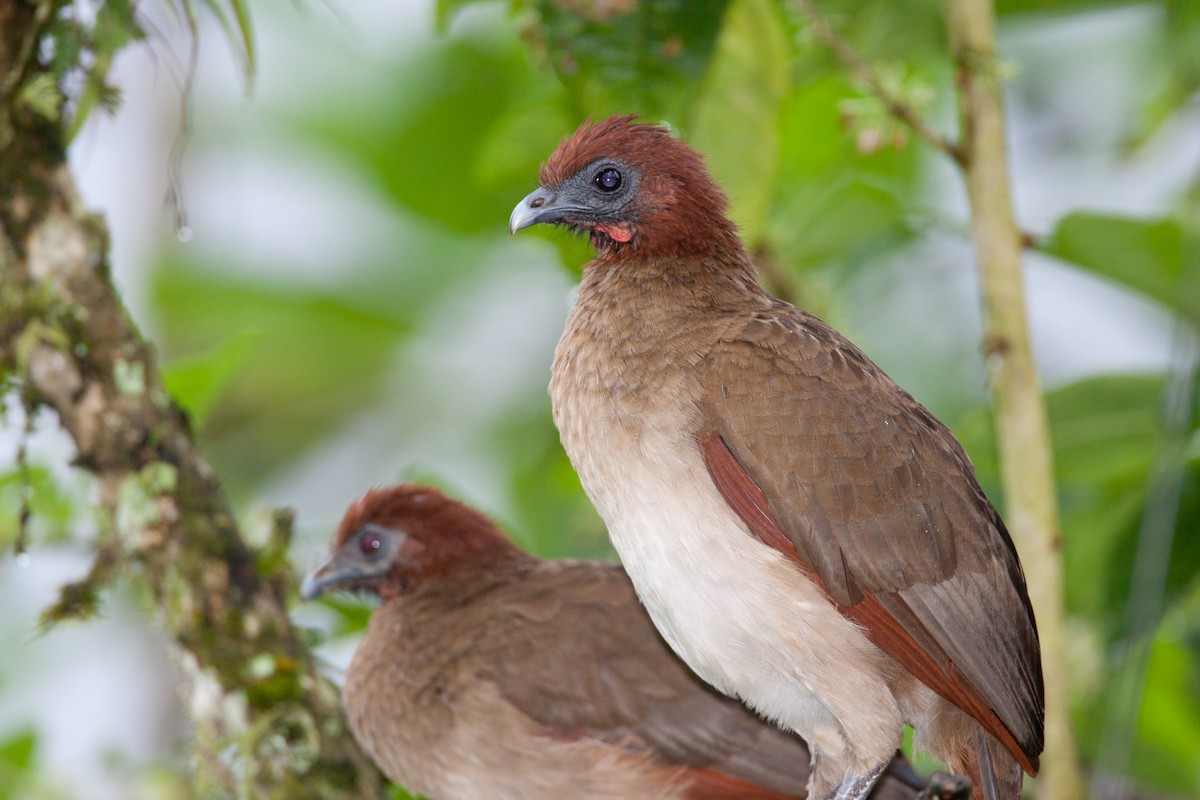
(1042, 213), (1198, 323)
(690, 0), (792, 246)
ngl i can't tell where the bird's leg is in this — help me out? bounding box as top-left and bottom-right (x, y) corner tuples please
(917, 771), (972, 800)
(820, 760), (887, 800)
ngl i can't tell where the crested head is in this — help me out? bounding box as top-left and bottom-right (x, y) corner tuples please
(301, 484), (522, 601)
(510, 115), (740, 260)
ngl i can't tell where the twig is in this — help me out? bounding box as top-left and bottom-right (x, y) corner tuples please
(166, 0), (201, 240)
(793, 0), (967, 167)
(946, 1), (1084, 797)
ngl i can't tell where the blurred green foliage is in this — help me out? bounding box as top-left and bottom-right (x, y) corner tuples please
(0, 730), (37, 796)
(155, 0), (1200, 794)
(6, 0), (1200, 796)
(0, 465), (75, 551)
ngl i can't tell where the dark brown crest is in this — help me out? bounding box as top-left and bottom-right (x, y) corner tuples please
(538, 115), (740, 260)
(335, 485), (520, 579)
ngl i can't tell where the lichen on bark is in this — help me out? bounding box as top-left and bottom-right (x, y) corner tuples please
(1, 3), (387, 796)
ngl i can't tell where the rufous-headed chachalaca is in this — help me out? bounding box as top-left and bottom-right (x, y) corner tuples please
(302, 484), (927, 800)
(510, 116), (1044, 800)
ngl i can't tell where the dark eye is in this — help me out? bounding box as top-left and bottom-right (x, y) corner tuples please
(593, 168), (622, 192)
(360, 533), (383, 556)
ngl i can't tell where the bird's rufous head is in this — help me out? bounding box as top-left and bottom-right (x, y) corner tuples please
(300, 484), (520, 602)
(509, 115), (737, 259)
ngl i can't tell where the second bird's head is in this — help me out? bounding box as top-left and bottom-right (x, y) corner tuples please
(510, 115), (737, 259)
(301, 485), (519, 602)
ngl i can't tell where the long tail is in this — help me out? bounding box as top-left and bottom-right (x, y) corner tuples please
(963, 726), (1024, 800)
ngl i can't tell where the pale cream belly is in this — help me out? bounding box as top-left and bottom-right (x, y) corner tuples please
(554, 389), (905, 780)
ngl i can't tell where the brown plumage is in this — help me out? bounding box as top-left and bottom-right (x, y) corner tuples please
(510, 116), (1044, 800)
(302, 484), (926, 800)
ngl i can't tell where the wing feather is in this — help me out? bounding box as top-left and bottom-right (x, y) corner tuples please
(477, 560), (816, 795)
(696, 306), (1043, 772)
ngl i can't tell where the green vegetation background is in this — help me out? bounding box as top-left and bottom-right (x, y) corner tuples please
(2, 0), (1198, 796)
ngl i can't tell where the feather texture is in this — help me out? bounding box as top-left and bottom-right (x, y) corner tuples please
(307, 486), (924, 800)
(527, 115), (1046, 800)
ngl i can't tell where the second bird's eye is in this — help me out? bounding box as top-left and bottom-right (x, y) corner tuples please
(593, 168), (622, 192)
(360, 533), (383, 556)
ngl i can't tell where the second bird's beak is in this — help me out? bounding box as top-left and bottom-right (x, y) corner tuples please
(300, 559), (356, 602)
(509, 187), (566, 234)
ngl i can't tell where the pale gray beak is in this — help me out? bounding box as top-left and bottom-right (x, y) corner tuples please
(510, 187), (579, 234)
(300, 561), (356, 601)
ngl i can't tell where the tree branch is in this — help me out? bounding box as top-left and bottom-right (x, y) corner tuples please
(792, 0), (966, 166)
(0, 7), (386, 798)
(946, 1), (1084, 797)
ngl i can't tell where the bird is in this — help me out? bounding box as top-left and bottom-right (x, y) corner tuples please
(301, 484), (928, 800)
(509, 116), (1044, 800)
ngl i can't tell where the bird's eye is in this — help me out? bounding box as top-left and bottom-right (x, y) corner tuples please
(593, 168), (622, 192)
(360, 533), (383, 556)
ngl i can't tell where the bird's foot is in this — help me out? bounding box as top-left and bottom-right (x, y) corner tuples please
(820, 761), (888, 800)
(917, 771), (972, 800)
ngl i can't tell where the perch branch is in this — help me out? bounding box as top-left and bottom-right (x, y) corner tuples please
(792, 0), (966, 166)
(946, 0), (1084, 797)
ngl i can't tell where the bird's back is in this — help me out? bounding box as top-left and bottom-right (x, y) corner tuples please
(344, 556), (920, 799)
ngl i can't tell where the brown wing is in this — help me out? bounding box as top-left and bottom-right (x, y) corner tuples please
(684, 763), (922, 800)
(475, 559), (923, 799)
(474, 559), (816, 796)
(697, 306), (1043, 773)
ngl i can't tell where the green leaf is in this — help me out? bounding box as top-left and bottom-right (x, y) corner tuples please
(1102, 465), (1200, 639)
(172, 0), (256, 86)
(490, 402), (610, 560)
(153, 264), (410, 492)
(994, 0), (1132, 15)
(764, 74), (922, 272)
(435, 0), (477, 30)
(1042, 212), (1199, 323)
(162, 332), (258, 428)
(790, 1), (947, 73)
(223, 0), (257, 82)
(0, 466), (76, 548)
(1129, 631), (1200, 794)
(690, 0), (791, 247)
(1048, 375), (1167, 485)
(953, 374), (1178, 626)
(0, 729), (37, 795)
(0, 729), (36, 771)
(65, 0), (144, 141)
(1135, 0), (1200, 145)
(317, 596), (376, 638)
(526, 0), (731, 120)
(955, 375), (1172, 490)
(294, 23), (563, 234)
(18, 74), (61, 121)
(1045, 375), (1172, 625)
(390, 783), (427, 800)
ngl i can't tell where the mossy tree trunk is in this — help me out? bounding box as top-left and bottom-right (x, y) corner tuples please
(0, 3), (386, 797)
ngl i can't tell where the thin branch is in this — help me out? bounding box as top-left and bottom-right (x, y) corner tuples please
(793, 0), (967, 167)
(946, 1), (1084, 797)
(167, 0), (201, 239)
(791, 1), (1058, 252)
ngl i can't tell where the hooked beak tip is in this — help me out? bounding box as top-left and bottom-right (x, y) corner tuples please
(299, 564), (340, 602)
(299, 572), (323, 602)
(510, 188), (554, 235)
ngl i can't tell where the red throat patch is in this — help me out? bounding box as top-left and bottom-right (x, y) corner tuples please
(595, 223), (634, 243)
